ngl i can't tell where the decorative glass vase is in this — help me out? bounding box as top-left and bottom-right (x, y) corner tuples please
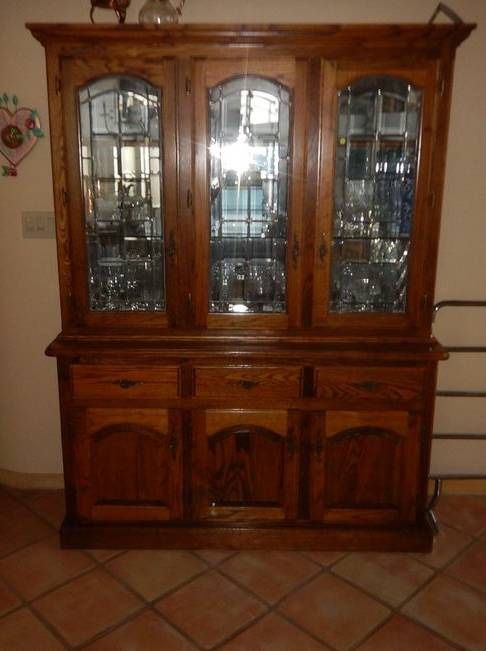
(138, 0), (181, 24)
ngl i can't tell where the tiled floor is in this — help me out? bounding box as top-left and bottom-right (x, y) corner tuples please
(0, 488), (485, 650)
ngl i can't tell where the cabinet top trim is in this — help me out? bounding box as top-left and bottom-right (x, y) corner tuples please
(27, 23), (475, 55)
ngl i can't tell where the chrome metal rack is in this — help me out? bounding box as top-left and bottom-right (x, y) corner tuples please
(428, 300), (486, 532)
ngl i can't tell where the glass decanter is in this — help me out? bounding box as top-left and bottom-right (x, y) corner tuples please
(138, 0), (185, 24)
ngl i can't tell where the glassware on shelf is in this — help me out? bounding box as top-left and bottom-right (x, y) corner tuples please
(330, 76), (422, 315)
(78, 76), (165, 312)
(208, 75), (291, 315)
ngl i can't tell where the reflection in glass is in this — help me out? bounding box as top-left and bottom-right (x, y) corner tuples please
(79, 76), (165, 311)
(331, 76), (422, 314)
(209, 76), (291, 313)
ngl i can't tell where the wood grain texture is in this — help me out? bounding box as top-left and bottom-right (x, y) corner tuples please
(314, 366), (424, 404)
(309, 410), (419, 525)
(74, 408), (183, 522)
(192, 409), (299, 521)
(71, 364), (180, 400)
(194, 366), (303, 399)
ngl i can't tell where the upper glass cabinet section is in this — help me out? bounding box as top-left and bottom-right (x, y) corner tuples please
(79, 76), (165, 312)
(330, 76), (422, 314)
(208, 76), (291, 314)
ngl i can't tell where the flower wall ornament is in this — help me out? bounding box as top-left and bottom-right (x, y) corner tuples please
(0, 93), (44, 177)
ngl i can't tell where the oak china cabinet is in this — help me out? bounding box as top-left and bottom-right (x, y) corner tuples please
(28, 21), (474, 551)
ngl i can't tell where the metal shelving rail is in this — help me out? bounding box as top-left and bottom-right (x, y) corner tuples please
(427, 300), (486, 533)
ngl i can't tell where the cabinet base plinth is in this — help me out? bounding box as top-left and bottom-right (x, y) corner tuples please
(60, 520), (433, 552)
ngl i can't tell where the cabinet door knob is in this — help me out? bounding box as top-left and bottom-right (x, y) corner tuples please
(292, 236), (300, 269)
(312, 431), (324, 460)
(286, 430), (298, 455)
(319, 234), (327, 262)
(114, 379), (142, 389)
(167, 230), (176, 259)
(168, 433), (178, 459)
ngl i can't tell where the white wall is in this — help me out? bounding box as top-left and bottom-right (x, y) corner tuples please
(0, 0), (484, 476)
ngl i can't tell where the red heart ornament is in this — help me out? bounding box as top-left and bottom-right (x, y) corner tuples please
(0, 107), (41, 167)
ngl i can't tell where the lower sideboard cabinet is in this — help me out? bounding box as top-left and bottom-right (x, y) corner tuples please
(58, 355), (436, 551)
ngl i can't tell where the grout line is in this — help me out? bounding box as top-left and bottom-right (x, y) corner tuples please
(28, 601), (74, 649)
(73, 607), (151, 651)
(212, 564), (334, 650)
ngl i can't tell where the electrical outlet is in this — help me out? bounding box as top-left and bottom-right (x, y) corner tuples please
(22, 211), (56, 239)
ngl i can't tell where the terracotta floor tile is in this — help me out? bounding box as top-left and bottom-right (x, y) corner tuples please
(195, 549), (237, 566)
(32, 567), (143, 647)
(436, 495), (486, 536)
(220, 551), (320, 604)
(220, 612), (330, 650)
(0, 535), (94, 600)
(402, 574), (486, 651)
(84, 609), (197, 650)
(0, 578), (21, 617)
(87, 548), (125, 562)
(279, 572), (389, 650)
(303, 551), (348, 567)
(106, 549), (207, 600)
(356, 614), (456, 651)
(19, 491), (65, 529)
(0, 608), (65, 651)
(156, 570), (267, 650)
(333, 552), (433, 607)
(0, 502), (52, 558)
(412, 523), (472, 569)
(446, 540), (486, 594)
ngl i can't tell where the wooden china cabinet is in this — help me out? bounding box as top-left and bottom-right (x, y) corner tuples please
(28, 22), (474, 551)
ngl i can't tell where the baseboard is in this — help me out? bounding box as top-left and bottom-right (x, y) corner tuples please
(428, 478), (486, 495)
(0, 470), (484, 495)
(0, 468), (64, 490)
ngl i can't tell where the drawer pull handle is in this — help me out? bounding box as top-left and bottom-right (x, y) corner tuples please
(238, 379), (259, 390)
(114, 379), (142, 390)
(353, 381), (379, 392)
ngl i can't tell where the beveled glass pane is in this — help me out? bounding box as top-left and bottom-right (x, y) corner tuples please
(209, 76), (291, 314)
(79, 76), (165, 312)
(331, 76), (422, 314)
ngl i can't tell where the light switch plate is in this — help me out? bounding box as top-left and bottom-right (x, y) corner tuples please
(22, 211), (56, 239)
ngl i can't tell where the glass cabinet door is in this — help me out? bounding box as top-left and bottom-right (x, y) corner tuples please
(78, 76), (165, 313)
(330, 76), (422, 314)
(208, 76), (291, 315)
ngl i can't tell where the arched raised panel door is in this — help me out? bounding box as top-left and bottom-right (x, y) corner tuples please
(74, 409), (182, 522)
(192, 410), (300, 521)
(309, 411), (420, 524)
(61, 59), (177, 328)
(193, 58), (307, 328)
(313, 63), (437, 332)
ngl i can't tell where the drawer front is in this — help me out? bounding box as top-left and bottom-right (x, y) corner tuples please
(315, 366), (424, 403)
(71, 365), (179, 400)
(194, 366), (303, 399)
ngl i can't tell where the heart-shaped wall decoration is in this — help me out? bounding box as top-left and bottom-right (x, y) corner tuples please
(0, 94), (44, 176)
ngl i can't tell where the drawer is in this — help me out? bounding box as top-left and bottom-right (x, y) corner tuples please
(71, 365), (179, 400)
(315, 366), (424, 403)
(194, 366), (303, 399)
